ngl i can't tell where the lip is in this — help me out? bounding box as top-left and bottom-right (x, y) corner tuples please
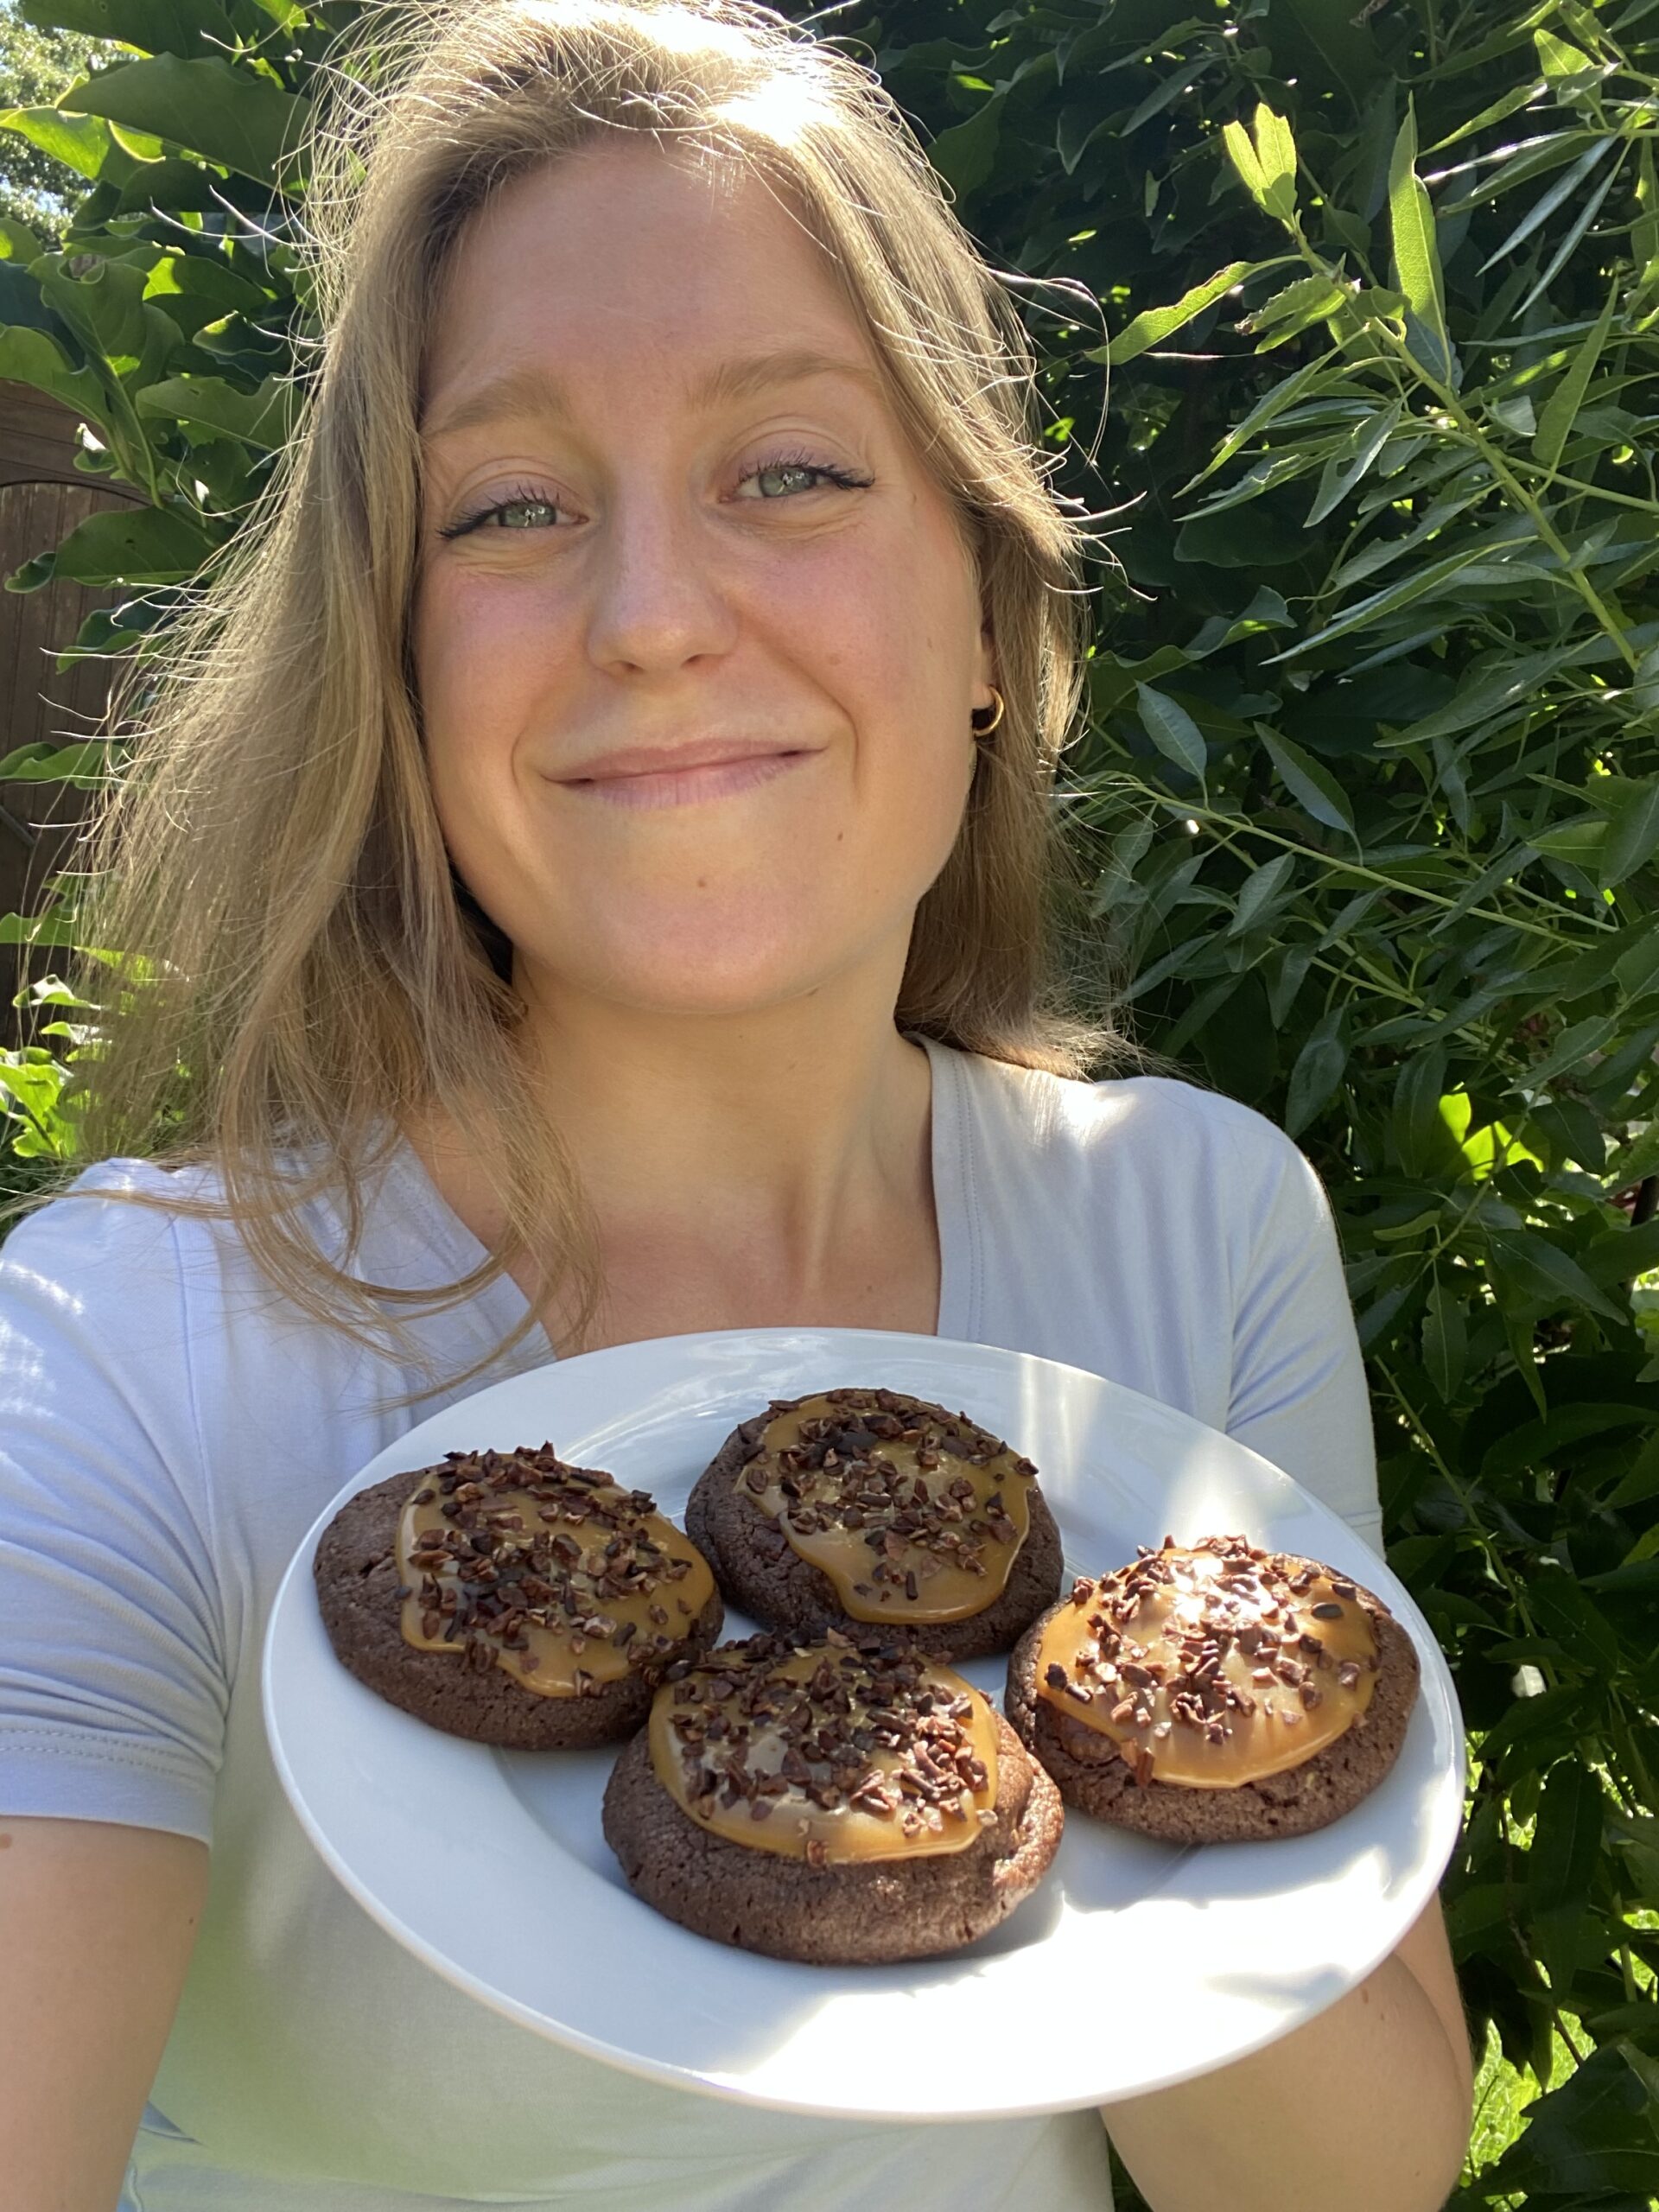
(559, 749), (817, 810)
(557, 736), (816, 782)
(552, 736), (822, 810)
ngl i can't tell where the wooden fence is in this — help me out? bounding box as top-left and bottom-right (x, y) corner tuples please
(0, 379), (139, 1044)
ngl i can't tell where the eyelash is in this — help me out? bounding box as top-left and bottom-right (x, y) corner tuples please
(437, 452), (873, 540)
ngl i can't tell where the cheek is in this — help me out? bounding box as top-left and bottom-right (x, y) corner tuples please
(830, 529), (980, 822)
(412, 571), (550, 826)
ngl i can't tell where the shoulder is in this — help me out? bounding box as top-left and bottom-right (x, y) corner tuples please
(3, 1157), (207, 1281)
(0, 1150), (350, 1313)
(951, 1049), (1314, 1193)
(940, 1049), (1338, 1284)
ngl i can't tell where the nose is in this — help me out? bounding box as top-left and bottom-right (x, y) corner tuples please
(583, 480), (740, 679)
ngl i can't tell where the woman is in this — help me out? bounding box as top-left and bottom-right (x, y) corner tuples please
(0, 2), (1473, 2206)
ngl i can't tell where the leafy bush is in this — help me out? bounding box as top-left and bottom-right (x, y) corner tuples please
(0, 0), (1655, 2200)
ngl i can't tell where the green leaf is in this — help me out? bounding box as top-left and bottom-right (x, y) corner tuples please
(1387, 99), (1455, 387)
(1478, 136), (1615, 270)
(928, 92), (1005, 199)
(1284, 1007), (1346, 1136)
(1476, 1683), (1589, 1782)
(1425, 77), (1546, 155)
(1583, 1217), (1659, 1287)
(21, 0), (239, 54)
(1265, 544), (1497, 662)
(0, 103), (111, 180)
(1486, 1407), (1654, 1478)
(1224, 102), (1299, 228)
(1517, 149), (1628, 321)
(1135, 683), (1208, 791)
(1089, 816), (1156, 916)
(35, 253), (152, 365)
(1421, 1274), (1467, 1399)
(1306, 401), (1402, 527)
(1528, 1758), (1603, 1995)
(137, 374), (290, 450)
(1488, 2042), (1659, 2196)
(1487, 1230), (1629, 1325)
(1520, 1007), (1620, 1090)
(0, 908), (81, 948)
(1256, 725), (1357, 841)
(61, 55), (311, 188)
(1244, 273), (1348, 349)
(1534, 279), (1618, 475)
(1581, 1557), (1659, 1596)
(1635, 136), (1659, 291)
(1608, 1431), (1659, 1510)
(1387, 645), (1580, 748)
(1222, 118), (1265, 201)
(1181, 358), (1326, 494)
(1228, 851), (1296, 937)
(0, 216), (43, 264)
(144, 249), (270, 317)
(21, 504), (217, 589)
(0, 741), (111, 787)
(1268, 942), (1313, 1026)
(1121, 54), (1215, 136)
(1598, 777), (1659, 889)
(1529, 815), (1608, 868)
(1252, 104), (1299, 224)
(1533, 26), (1601, 91)
(1102, 260), (1293, 367)
(1605, 1808), (1659, 1896)
(0, 326), (113, 443)
(1392, 1046), (1449, 1176)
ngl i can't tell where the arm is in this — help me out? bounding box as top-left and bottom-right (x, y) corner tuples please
(0, 1815), (209, 2212)
(1101, 1892), (1474, 2212)
(0, 1181), (227, 2206)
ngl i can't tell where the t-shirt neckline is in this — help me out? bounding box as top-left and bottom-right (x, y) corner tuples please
(385, 1030), (979, 1361)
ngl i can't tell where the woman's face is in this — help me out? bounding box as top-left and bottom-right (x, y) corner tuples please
(412, 140), (994, 1021)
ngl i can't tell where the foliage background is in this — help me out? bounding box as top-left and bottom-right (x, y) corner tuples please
(0, 2), (96, 239)
(0, 0), (1655, 2202)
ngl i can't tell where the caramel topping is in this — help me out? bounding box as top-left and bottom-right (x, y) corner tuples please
(1035, 1535), (1379, 1789)
(649, 1631), (1001, 1863)
(395, 1446), (715, 1700)
(737, 1387), (1037, 1624)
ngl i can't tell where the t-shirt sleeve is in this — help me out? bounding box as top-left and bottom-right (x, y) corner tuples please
(0, 1171), (226, 1842)
(1224, 1130), (1385, 1559)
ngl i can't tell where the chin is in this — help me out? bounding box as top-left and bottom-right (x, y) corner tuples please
(532, 906), (887, 1017)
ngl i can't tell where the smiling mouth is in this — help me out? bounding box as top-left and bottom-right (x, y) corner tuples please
(558, 748), (817, 810)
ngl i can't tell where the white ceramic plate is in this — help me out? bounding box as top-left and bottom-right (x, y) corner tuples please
(264, 1327), (1465, 2120)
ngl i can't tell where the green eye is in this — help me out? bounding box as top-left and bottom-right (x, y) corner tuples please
(496, 499), (556, 528)
(739, 455), (870, 500)
(439, 489), (565, 541)
(753, 463), (823, 498)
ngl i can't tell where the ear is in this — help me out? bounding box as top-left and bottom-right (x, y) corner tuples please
(975, 613), (997, 708)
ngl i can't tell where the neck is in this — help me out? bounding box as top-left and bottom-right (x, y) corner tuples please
(409, 947), (941, 1348)
(519, 962), (925, 1218)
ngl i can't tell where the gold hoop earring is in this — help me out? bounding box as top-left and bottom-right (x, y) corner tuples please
(971, 687), (1005, 739)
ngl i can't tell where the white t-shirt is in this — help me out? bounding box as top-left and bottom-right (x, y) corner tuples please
(0, 1037), (1382, 2211)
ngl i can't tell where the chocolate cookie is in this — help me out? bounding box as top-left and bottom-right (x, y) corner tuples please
(684, 1386), (1063, 1661)
(601, 1630), (1064, 1962)
(1004, 1535), (1420, 1844)
(315, 1446), (723, 1750)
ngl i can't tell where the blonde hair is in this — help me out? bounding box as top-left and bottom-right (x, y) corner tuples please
(24, 0), (1116, 1388)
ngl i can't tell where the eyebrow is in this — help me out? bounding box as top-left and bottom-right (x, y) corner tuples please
(423, 346), (882, 442)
